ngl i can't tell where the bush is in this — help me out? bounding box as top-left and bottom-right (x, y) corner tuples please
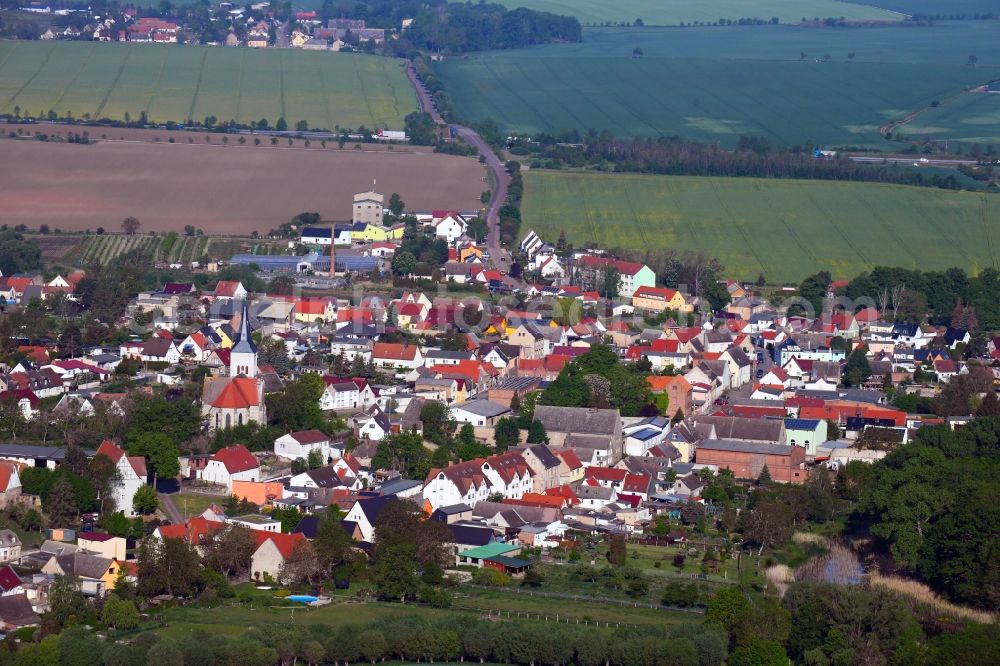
(472, 567), (510, 587)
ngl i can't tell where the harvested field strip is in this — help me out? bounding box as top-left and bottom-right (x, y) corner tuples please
(522, 170), (1000, 281)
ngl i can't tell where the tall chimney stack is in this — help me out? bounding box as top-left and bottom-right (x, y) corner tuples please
(329, 220), (336, 278)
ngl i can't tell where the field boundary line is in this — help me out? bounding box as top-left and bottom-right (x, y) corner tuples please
(350, 55), (376, 127)
(981, 195), (998, 272)
(482, 61), (555, 134)
(853, 185), (920, 268)
(0, 42), (19, 85)
(551, 58), (637, 136)
(513, 59), (590, 134)
(313, 55), (335, 131)
(234, 48), (246, 124)
(753, 182), (816, 264)
(1, 41), (55, 115)
(801, 184), (874, 271)
(93, 44), (132, 120)
(706, 178), (768, 275)
(50, 44), (94, 117)
(620, 179), (653, 249)
(144, 47), (170, 118)
(186, 48), (209, 124)
(278, 50), (286, 121)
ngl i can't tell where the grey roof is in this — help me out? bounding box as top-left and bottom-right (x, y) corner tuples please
(691, 415), (784, 443)
(533, 405), (620, 435)
(454, 399), (511, 419)
(563, 433), (613, 450)
(697, 439), (795, 456)
(0, 444), (71, 460)
(305, 467), (343, 489)
(528, 444), (560, 469)
(577, 485), (615, 500)
(378, 478), (423, 496)
(0, 593), (39, 627)
(0, 530), (21, 547)
(434, 503), (473, 515)
(491, 376), (540, 391)
(55, 552), (112, 579)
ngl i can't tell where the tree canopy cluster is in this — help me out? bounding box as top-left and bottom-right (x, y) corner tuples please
(854, 415), (1000, 609)
(539, 344), (653, 416)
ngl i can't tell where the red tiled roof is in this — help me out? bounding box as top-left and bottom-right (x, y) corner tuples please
(157, 516), (226, 544)
(0, 463), (16, 494)
(373, 342), (418, 361)
(583, 467), (628, 483)
(633, 286), (679, 301)
(211, 444), (259, 474)
(211, 378), (261, 409)
(253, 531), (306, 559)
(0, 565), (21, 592)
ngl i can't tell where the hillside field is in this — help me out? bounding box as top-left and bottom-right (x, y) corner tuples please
(490, 0), (902, 26)
(434, 23), (1000, 148)
(898, 93), (1000, 145)
(0, 41), (416, 130)
(520, 170), (1000, 282)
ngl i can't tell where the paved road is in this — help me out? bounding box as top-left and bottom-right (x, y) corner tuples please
(158, 492), (184, 524)
(404, 61), (513, 271)
(449, 124), (512, 267)
(848, 156), (979, 166)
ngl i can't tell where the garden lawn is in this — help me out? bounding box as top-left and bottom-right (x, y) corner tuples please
(0, 41), (416, 130)
(521, 170), (1000, 281)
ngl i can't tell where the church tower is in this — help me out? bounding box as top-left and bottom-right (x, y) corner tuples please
(230, 298), (258, 378)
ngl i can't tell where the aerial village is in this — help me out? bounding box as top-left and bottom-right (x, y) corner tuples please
(0, 186), (991, 659)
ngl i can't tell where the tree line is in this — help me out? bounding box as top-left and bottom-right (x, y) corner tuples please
(512, 133), (981, 191)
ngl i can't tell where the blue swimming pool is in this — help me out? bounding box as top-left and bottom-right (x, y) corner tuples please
(287, 595), (318, 604)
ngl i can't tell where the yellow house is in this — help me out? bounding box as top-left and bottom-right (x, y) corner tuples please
(290, 30), (308, 47)
(78, 533), (127, 560)
(351, 223), (388, 242)
(293, 298), (336, 324)
(386, 224), (406, 240)
(213, 325), (235, 349)
(631, 286), (693, 313)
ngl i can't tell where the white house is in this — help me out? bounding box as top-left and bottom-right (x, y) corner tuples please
(320, 381), (362, 411)
(199, 444), (260, 491)
(422, 452), (532, 511)
(449, 399), (511, 427)
(273, 430), (339, 461)
(432, 214), (466, 243)
(94, 441), (147, 517)
(357, 407), (391, 441)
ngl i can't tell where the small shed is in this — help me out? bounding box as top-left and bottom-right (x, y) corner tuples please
(483, 555), (531, 576)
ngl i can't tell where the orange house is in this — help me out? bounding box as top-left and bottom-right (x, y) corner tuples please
(232, 481), (285, 506)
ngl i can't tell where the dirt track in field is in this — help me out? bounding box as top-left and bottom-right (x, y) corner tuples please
(0, 132), (487, 234)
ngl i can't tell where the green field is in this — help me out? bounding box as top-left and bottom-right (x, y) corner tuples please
(0, 41), (416, 129)
(853, 0), (1000, 16)
(899, 93), (1000, 145)
(521, 170), (1000, 281)
(491, 0), (902, 26)
(434, 24), (1000, 147)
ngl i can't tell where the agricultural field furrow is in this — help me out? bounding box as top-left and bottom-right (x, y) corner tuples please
(0, 41), (415, 130)
(521, 171), (1000, 281)
(434, 23), (1000, 148)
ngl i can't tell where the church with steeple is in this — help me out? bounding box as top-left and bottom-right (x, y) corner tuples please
(201, 299), (267, 431)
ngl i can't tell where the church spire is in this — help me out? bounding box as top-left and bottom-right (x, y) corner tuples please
(230, 298), (258, 377)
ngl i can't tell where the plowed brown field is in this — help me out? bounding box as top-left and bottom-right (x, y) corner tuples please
(0, 132), (486, 234)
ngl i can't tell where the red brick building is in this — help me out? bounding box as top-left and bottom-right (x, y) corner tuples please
(695, 440), (806, 484)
